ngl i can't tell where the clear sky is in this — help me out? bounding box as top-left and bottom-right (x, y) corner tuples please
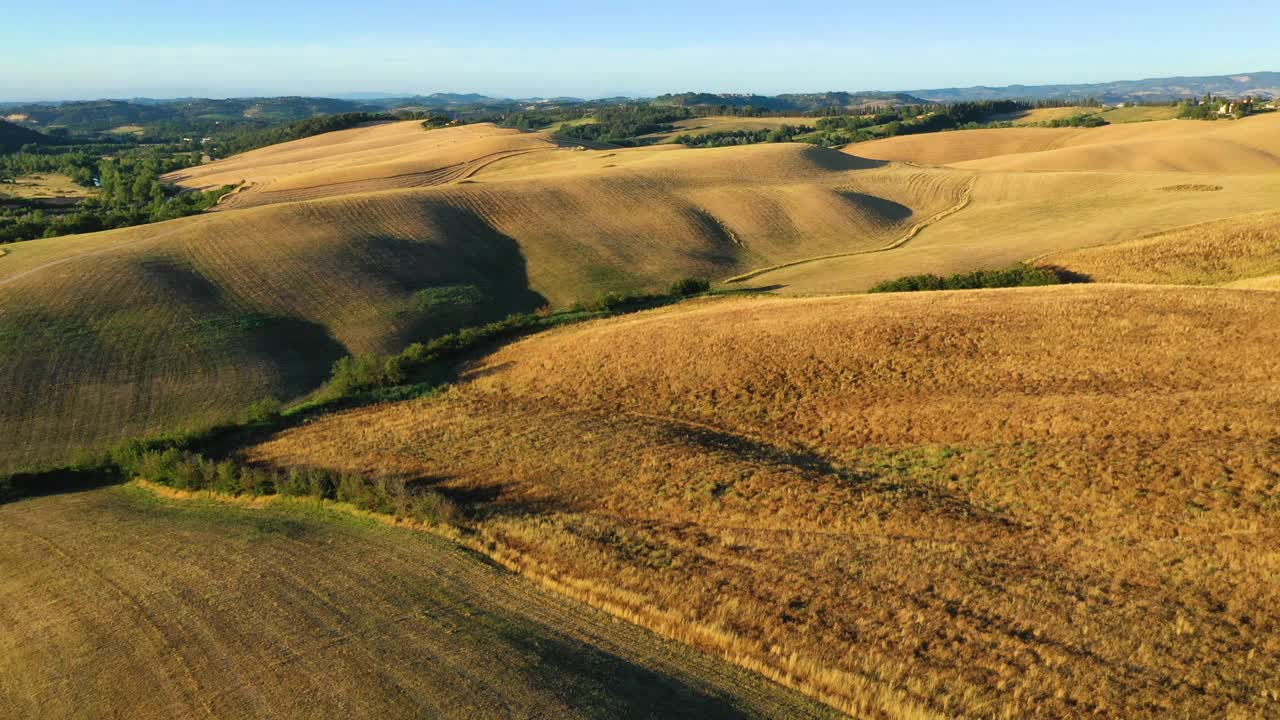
(2, 0), (1277, 100)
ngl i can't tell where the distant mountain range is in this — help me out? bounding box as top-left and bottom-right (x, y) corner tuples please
(652, 91), (929, 111)
(3, 72), (1276, 135)
(906, 72), (1280, 103)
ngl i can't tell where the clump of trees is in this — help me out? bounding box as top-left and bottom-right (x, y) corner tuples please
(121, 444), (459, 525)
(868, 265), (1068, 293)
(554, 105), (694, 144)
(1, 146), (231, 244)
(675, 125), (813, 148)
(1039, 114), (1108, 128)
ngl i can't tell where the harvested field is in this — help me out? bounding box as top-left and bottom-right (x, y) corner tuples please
(0, 485), (834, 719)
(1095, 105), (1181, 124)
(0, 173), (96, 201)
(853, 112), (1280, 173)
(636, 116), (817, 144)
(164, 121), (563, 208)
(986, 106), (1093, 125)
(737, 170), (1280, 293)
(250, 284), (1280, 719)
(9, 112), (1280, 469)
(1043, 210), (1280, 285)
(1, 128), (969, 471)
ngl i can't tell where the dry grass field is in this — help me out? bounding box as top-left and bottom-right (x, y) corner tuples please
(1044, 210), (1280, 285)
(986, 106), (1093, 125)
(635, 116), (817, 144)
(0, 173), (96, 201)
(5, 113), (1280, 470)
(853, 112), (1280, 172)
(0, 122), (970, 471)
(735, 112), (1280, 293)
(0, 484), (834, 719)
(1095, 105), (1181, 124)
(250, 285), (1280, 719)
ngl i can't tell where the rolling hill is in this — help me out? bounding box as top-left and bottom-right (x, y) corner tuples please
(1044, 210), (1280, 285)
(0, 119), (51, 153)
(0, 121), (967, 471)
(731, 112), (1280, 293)
(0, 484), (834, 719)
(247, 284), (1280, 719)
(852, 111), (1280, 171)
(6, 82), (1280, 720)
(5, 111), (1280, 470)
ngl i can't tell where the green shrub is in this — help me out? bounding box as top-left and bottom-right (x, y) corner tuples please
(868, 265), (1068, 294)
(669, 277), (711, 296)
(213, 461), (240, 494)
(411, 490), (460, 526)
(246, 397), (282, 424)
(278, 468), (309, 496)
(305, 468), (336, 500)
(337, 472), (374, 509)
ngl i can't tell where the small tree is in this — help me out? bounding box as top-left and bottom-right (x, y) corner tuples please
(669, 277), (711, 296)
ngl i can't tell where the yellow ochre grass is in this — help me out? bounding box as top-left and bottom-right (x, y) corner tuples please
(6, 114), (1280, 470)
(0, 483), (835, 719)
(251, 284), (1280, 720)
(1044, 210), (1280, 286)
(853, 111), (1280, 173)
(0, 123), (967, 471)
(636, 115), (818, 144)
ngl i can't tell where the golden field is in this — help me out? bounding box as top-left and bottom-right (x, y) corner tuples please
(986, 106), (1093, 125)
(852, 112), (1280, 172)
(636, 115), (818, 144)
(4, 105), (1280, 720)
(0, 173), (96, 201)
(737, 112), (1280, 292)
(250, 285), (1280, 719)
(1045, 210), (1280, 285)
(4, 113), (1280, 470)
(0, 484), (833, 718)
(0, 122), (965, 471)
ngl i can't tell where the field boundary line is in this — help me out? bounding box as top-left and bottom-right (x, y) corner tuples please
(723, 176), (976, 284)
(213, 147), (560, 210)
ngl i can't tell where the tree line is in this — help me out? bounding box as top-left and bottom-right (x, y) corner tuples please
(1, 146), (229, 244)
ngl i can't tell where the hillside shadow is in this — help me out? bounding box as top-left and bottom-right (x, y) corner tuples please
(498, 628), (762, 718)
(800, 144), (890, 171)
(0, 467), (124, 505)
(135, 259), (348, 399)
(837, 191), (914, 223)
(1037, 264), (1093, 284)
(338, 206), (548, 350)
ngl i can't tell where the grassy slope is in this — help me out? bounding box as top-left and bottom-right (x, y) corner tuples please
(851, 112), (1280, 171)
(986, 106), (1092, 125)
(1095, 105), (1181, 123)
(0, 123), (966, 471)
(635, 116), (817, 144)
(6, 115), (1280, 468)
(1044, 210), (1280, 285)
(0, 485), (833, 719)
(250, 285), (1280, 719)
(737, 113), (1280, 293)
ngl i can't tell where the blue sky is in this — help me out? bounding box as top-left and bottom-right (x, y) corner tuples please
(2, 0), (1277, 100)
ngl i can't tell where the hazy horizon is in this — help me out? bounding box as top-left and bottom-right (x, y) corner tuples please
(4, 0), (1279, 102)
(3, 66), (1280, 104)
